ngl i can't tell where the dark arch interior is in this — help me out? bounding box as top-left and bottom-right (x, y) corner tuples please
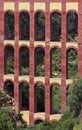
(51, 84), (61, 114)
(67, 12), (78, 42)
(35, 83), (45, 112)
(51, 12), (61, 41)
(20, 11), (29, 40)
(19, 82), (29, 110)
(34, 119), (43, 125)
(4, 81), (14, 97)
(35, 47), (45, 76)
(19, 47), (29, 75)
(35, 11), (45, 41)
(5, 11), (14, 40)
(4, 46), (14, 74)
(51, 48), (61, 78)
(67, 48), (78, 79)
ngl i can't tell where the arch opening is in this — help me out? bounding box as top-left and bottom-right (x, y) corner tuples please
(4, 46), (14, 74)
(5, 11), (14, 40)
(51, 12), (61, 41)
(35, 47), (45, 76)
(67, 12), (78, 42)
(19, 47), (29, 75)
(19, 11), (30, 40)
(19, 82), (29, 111)
(67, 48), (78, 79)
(34, 119), (43, 125)
(51, 48), (61, 78)
(4, 81), (14, 98)
(50, 84), (61, 114)
(35, 11), (45, 41)
(35, 83), (45, 112)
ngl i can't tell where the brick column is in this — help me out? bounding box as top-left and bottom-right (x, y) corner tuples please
(0, 2), (4, 90)
(78, 2), (82, 76)
(29, 2), (35, 124)
(45, 46), (50, 121)
(61, 2), (66, 113)
(29, 44), (35, 124)
(45, 2), (50, 121)
(14, 2), (19, 110)
(30, 2), (34, 42)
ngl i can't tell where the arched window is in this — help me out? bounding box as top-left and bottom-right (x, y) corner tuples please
(4, 81), (14, 97)
(19, 11), (30, 40)
(67, 12), (78, 42)
(5, 11), (14, 39)
(19, 82), (29, 110)
(51, 12), (61, 41)
(50, 84), (61, 114)
(50, 48), (61, 78)
(35, 47), (45, 76)
(35, 83), (45, 112)
(4, 46), (14, 74)
(67, 48), (78, 78)
(35, 11), (45, 41)
(19, 47), (29, 75)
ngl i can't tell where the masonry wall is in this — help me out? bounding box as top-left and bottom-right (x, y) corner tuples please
(0, 0), (82, 124)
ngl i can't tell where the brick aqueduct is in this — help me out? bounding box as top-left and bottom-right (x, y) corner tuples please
(0, 0), (82, 124)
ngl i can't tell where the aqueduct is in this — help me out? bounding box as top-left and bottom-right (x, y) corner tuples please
(0, 0), (82, 124)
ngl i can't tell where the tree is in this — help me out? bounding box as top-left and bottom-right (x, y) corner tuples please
(67, 76), (82, 117)
(0, 108), (14, 130)
(0, 89), (27, 129)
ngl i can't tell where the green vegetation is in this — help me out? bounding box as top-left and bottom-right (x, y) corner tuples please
(1, 76), (82, 130)
(52, 85), (61, 114)
(67, 49), (78, 79)
(0, 90), (27, 130)
(67, 76), (82, 117)
(0, 108), (14, 130)
(36, 83), (45, 112)
(51, 48), (61, 77)
(7, 57), (14, 74)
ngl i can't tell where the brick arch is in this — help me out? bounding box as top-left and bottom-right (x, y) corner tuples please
(19, 80), (29, 85)
(66, 9), (78, 15)
(50, 119), (58, 122)
(19, 45), (29, 50)
(4, 10), (15, 15)
(34, 81), (45, 87)
(4, 79), (14, 84)
(50, 10), (61, 15)
(34, 9), (45, 15)
(34, 118), (44, 124)
(50, 83), (61, 89)
(50, 46), (61, 52)
(19, 10), (30, 15)
(66, 46), (78, 52)
(34, 45), (45, 50)
(4, 43), (14, 48)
